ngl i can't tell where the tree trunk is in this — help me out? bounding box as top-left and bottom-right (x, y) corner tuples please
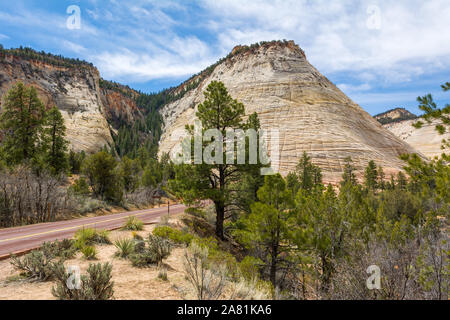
(215, 201), (225, 240)
(270, 243), (278, 288)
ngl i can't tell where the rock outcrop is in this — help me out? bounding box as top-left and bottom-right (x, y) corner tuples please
(0, 54), (115, 153)
(158, 41), (422, 184)
(374, 108), (417, 125)
(383, 119), (449, 159)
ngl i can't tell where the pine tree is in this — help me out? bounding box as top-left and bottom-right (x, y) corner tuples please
(42, 107), (69, 174)
(341, 156), (357, 187)
(0, 82), (45, 166)
(396, 171), (408, 190)
(169, 81), (258, 240)
(234, 174), (293, 288)
(118, 156), (141, 195)
(82, 152), (122, 202)
(296, 152), (322, 193)
(364, 160), (378, 191)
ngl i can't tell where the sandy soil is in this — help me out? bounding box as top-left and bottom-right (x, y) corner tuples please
(0, 221), (194, 300)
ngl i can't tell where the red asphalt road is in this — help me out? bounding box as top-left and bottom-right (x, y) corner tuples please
(0, 204), (186, 258)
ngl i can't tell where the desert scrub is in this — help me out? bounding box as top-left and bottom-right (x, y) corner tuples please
(147, 235), (172, 264)
(129, 235), (172, 267)
(229, 277), (271, 300)
(80, 245), (97, 260)
(192, 237), (239, 279)
(93, 230), (112, 244)
(76, 197), (110, 215)
(38, 239), (77, 260)
(114, 238), (135, 258)
(121, 216), (144, 231)
(10, 245), (64, 282)
(153, 226), (194, 246)
(52, 263), (114, 300)
(183, 242), (227, 300)
(158, 267), (168, 281)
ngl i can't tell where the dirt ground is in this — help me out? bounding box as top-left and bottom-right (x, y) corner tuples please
(0, 220), (195, 300)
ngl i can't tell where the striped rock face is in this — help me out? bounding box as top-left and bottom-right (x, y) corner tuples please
(383, 119), (450, 160)
(158, 41), (422, 184)
(0, 55), (114, 153)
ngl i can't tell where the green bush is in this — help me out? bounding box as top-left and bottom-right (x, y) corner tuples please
(153, 226), (194, 245)
(10, 249), (63, 282)
(114, 238), (135, 258)
(69, 177), (90, 196)
(129, 235), (172, 267)
(80, 246), (97, 260)
(93, 230), (112, 245)
(192, 237), (239, 278)
(239, 256), (263, 281)
(74, 228), (111, 248)
(39, 239), (77, 260)
(52, 262), (114, 300)
(185, 207), (205, 218)
(147, 235), (172, 264)
(129, 252), (157, 267)
(122, 216), (144, 231)
(74, 228), (96, 248)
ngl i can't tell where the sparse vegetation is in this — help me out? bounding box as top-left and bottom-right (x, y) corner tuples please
(51, 263), (114, 300)
(122, 216), (144, 231)
(80, 245), (97, 260)
(183, 242), (227, 300)
(158, 267), (168, 281)
(153, 226), (194, 246)
(114, 238), (135, 258)
(9, 240), (76, 282)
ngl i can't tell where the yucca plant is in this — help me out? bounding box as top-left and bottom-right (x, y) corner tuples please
(74, 228), (111, 248)
(121, 216), (144, 231)
(81, 245), (97, 260)
(114, 238), (135, 258)
(74, 228), (96, 248)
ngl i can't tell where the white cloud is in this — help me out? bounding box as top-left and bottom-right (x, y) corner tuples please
(2, 0), (449, 91)
(200, 0), (450, 86)
(338, 83), (372, 93)
(94, 37), (214, 81)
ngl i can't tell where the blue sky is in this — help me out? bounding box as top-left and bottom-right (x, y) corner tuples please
(0, 0), (449, 116)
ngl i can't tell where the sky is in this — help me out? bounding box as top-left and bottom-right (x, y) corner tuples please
(0, 0), (449, 116)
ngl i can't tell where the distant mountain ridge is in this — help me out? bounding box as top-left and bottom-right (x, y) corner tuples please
(374, 108), (418, 125)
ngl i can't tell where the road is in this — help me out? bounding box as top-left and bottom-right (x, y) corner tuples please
(0, 204), (186, 259)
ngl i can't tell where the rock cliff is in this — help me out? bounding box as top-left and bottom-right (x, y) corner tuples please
(158, 41), (422, 184)
(0, 52), (143, 154)
(383, 119), (449, 159)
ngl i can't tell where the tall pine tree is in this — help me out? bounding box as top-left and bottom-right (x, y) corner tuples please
(42, 107), (69, 174)
(0, 82), (45, 165)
